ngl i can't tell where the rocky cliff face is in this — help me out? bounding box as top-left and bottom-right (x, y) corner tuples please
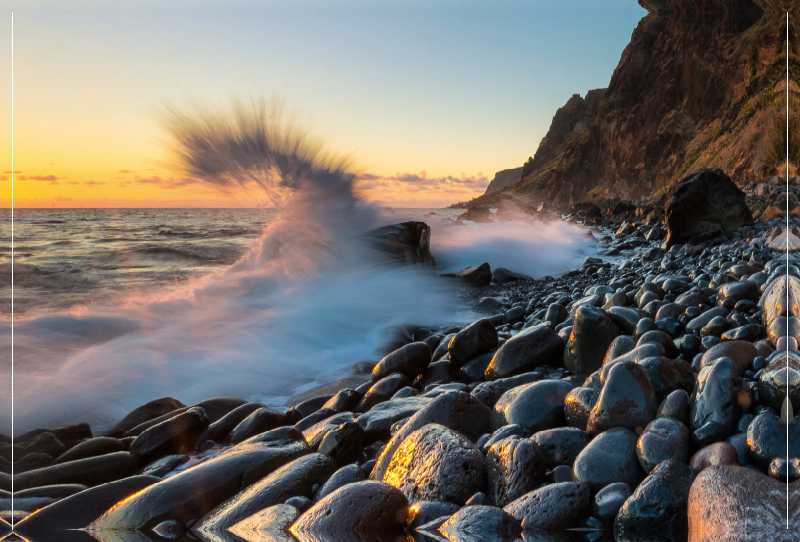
(468, 0), (799, 209)
(484, 167), (523, 195)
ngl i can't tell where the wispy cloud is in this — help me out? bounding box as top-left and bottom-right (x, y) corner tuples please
(134, 176), (202, 189)
(356, 171), (489, 192)
(19, 174), (61, 184)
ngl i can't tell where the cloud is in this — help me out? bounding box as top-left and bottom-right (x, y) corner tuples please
(355, 171), (489, 192)
(118, 169), (131, 173)
(84, 180), (106, 186)
(134, 176), (202, 189)
(19, 174), (61, 184)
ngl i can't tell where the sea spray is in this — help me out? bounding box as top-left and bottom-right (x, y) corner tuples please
(1, 100), (599, 434)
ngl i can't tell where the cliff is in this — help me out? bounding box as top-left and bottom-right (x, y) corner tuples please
(466, 0), (799, 209)
(484, 167), (523, 195)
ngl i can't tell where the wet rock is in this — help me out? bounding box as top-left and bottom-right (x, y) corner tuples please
(13, 475), (159, 535)
(503, 482), (590, 531)
(373, 342), (432, 382)
(415, 360), (458, 389)
(759, 351), (800, 412)
(291, 481), (409, 539)
(460, 352), (494, 382)
(636, 417), (690, 473)
(478, 425), (525, 454)
(14, 452), (139, 491)
(690, 357), (740, 447)
(448, 319), (499, 366)
(685, 306), (728, 335)
(322, 389), (361, 413)
(603, 335), (637, 364)
(746, 412), (800, 469)
(53, 437), (126, 465)
(195, 453), (337, 533)
(486, 436), (547, 507)
(700, 341), (758, 378)
(490, 380), (573, 433)
(371, 392), (491, 481)
(656, 389), (691, 425)
(689, 442), (738, 472)
(130, 406), (209, 458)
(453, 263), (492, 287)
(587, 361), (657, 435)
(381, 424), (485, 504)
(471, 372), (543, 408)
(440, 505), (521, 541)
(530, 427), (591, 469)
(564, 387), (598, 430)
(407, 500), (461, 530)
(664, 169), (753, 246)
(687, 465), (800, 541)
(638, 356), (694, 403)
(365, 221), (436, 266)
(318, 421), (364, 465)
(357, 374), (412, 412)
(544, 303), (569, 326)
(227, 503), (299, 542)
(138, 454), (189, 477)
(314, 463), (366, 502)
(302, 412), (355, 449)
(102, 397), (186, 438)
(20, 432), (65, 457)
(769, 455), (800, 482)
(607, 307), (645, 335)
(563, 305), (620, 375)
(91, 437), (309, 531)
(485, 326), (565, 380)
(356, 396), (430, 442)
(592, 482), (631, 521)
(614, 459), (693, 541)
(197, 402), (264, 444)
(573, 428), (644, 492)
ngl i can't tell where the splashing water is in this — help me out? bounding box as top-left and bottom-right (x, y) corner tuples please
(1, 101), (599, 434)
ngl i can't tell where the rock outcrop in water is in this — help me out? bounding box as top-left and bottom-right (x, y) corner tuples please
(463, 0), (798, 211)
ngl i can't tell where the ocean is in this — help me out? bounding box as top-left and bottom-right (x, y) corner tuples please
(0, 206), (599, 434)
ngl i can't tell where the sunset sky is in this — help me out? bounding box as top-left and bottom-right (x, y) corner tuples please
(0, 1), (645, 208)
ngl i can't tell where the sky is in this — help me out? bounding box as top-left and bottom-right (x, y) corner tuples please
(0, 1), (647, 208)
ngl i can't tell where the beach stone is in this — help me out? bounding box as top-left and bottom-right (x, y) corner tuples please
(592, 482), (632, 520)
(13, 475), (159, 536)
(607, 307), (645, 335)
(503, 482), (590, 531)
(490, 380), (573, 433)
(759, 352), (800, 411)
(685, 306), (728, 335)
(587, 361), (657, 435)
(637, 330), (678, 357)
(318, 421), (364, 465)
(603, 335), (637, 364)
(460, 352), (494, 382)
(371, 392), (491, 481)
(687, 465), (800, 541)
(357, 373), (412, 412)
(198, 402), (264, 444)
(485, 325), (565, 380)
(479, 425), (525, 454)
(129, 406), (209, 459)
(52, 437), (126, 465)
(104, 399), (185, 439)
(717, 280), (760, 305)
(486, 436), (547, 506)
(406, 501), (460, 530)
(638, 356), (694, 402)
(323, 389), (361, 413)
(746, 412), (800, 469)
(15, 452), (53, 473)
(365, 221), (435, 266)
(656, 389), (691, 424)
(138, 454), (188, 477)
(314, 463), (365, 502)
(563, 305), (619, 375)
(563, 387), (598, 430)
(664, 169), (753, 246)
(573, 428), (644, 492)
(90, 437), (309, 531)
(448, 318), (499, 367)
(454, 263), (492, 286)
(530, 427), (591, 469)
(17, 423), (93, 452)
(191, 397), (248, 425)
(544, 303), (569, 326)
(636, 417), (690, 473)
(302, 412), (355, 449)
(769, 455), (800, 482)
(373, 342), (432, 382)
(700, 340), (758, 376)
(614, 459), (693, 541)
(195, 453), (337, 533)
(382, 424), (485, 504)
(20, 432), (65, 457)
(689, 442), (738, 472)
(227, 504), (299, 542)
(14, 452), (139, 491)
(415, 360), (458, 389)
(291, 481), (409, 539)
(471, 372), (543, 408)
(356, 396), (430, 442)
(440, 505), (521, 541)
(690, 357), (740, 447)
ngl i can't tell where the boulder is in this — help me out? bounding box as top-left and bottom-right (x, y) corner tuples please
(364, 221), (436, 266)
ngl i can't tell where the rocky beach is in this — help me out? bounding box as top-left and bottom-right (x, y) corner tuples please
(2, 168), (799, 542)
